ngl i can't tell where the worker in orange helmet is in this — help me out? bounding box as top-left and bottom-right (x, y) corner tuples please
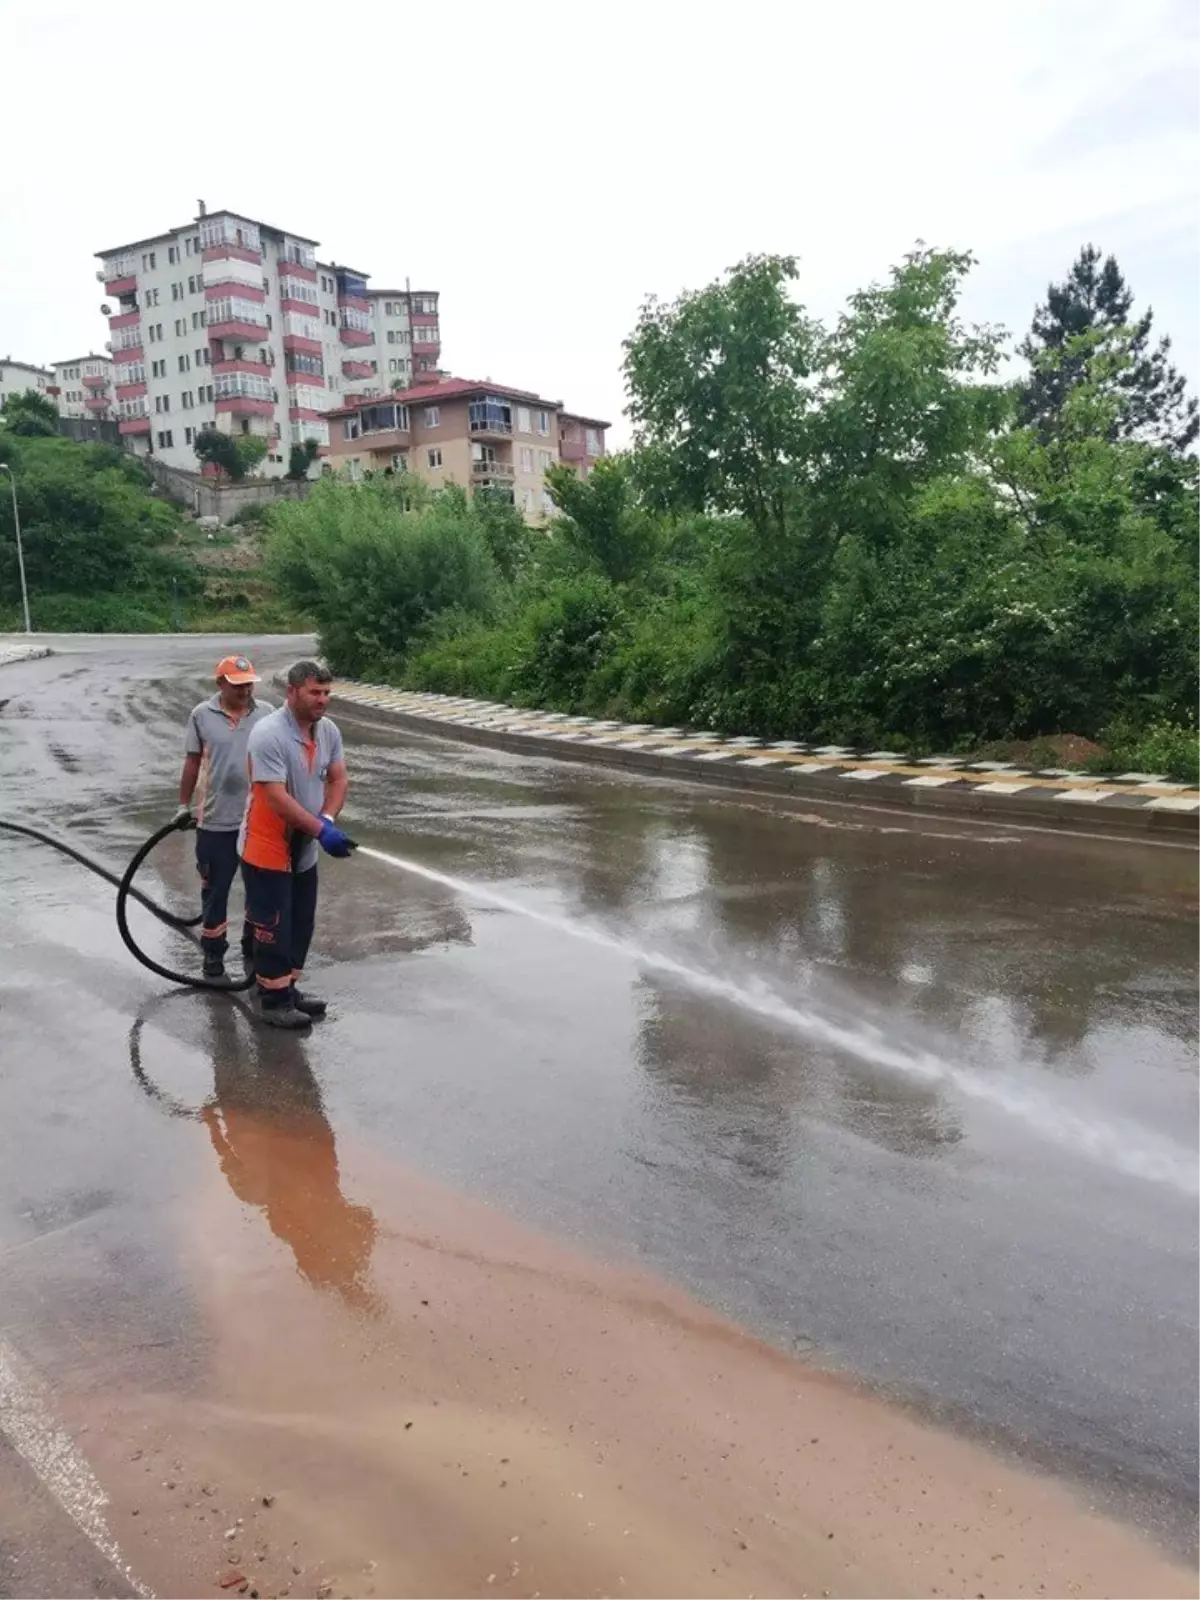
(177, 655), (273, 983)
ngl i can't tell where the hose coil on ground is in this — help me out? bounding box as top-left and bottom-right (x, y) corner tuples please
(1, 814), (255, 991)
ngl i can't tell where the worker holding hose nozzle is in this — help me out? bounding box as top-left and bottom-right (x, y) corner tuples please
(178, 655), (273, 984)
(239, 660), (353, 1030)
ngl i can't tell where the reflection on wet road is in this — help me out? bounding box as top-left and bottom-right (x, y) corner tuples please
(1, 637), (1197, 1593)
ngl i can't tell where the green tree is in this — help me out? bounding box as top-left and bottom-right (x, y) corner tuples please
(1, 388), (59, 438)
(1018, 244), (1197, 455)
(544, 457), (660, 584)
(193, 427), (268, 482)
(623, 253), (820, 540)
(0, 432), (197, 618)
(287, 437), (321, 480)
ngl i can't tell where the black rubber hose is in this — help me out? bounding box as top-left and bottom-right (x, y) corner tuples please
(1, 815), (200, 928)
(1, 814), (255, 992)
(115, 818), (256, 991)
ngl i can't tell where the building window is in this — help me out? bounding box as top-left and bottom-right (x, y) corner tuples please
(142, 251), (157, 271)
(427, 448), (442, 469)
(178, 354), (190, 372)
(156, 430), (173, 448)
(171, 282), (181, 300)
(184, 426), (195, 444)
(175, 319), (186, 337)
(168, 246), (179, 265)
(541, 490), (555, 515)
(391, 453), (407, 472)
(586, 428), (601, 456)
(536, 410), (549, 435)
(520, 447), (533, 474)
(522, 488), (534, 513)
(539, 449), (553, 471)
(343, 417), (360, 440)
(424, 407), (440, 427)
(182, 391), (193, 408)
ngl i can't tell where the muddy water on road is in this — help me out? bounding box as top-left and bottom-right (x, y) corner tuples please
(1, 639), (1196, 1596)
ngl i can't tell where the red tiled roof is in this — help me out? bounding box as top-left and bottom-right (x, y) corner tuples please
(326, 376), (559, 418)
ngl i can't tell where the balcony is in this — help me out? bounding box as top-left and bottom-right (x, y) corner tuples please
(115, 381), (147, 401)
(214, 372), (275, 416)
(216, 395), (274, 417)
(411, 327), (440, 346)
(82, 372), (108, 390)
(338, 307), (372, 347)
(559, 435), (586, 463)
(85, 394), (110, 413)
(469, 418), (512, 439)
(342, 359), (374, 379)
(207, 296), (269, 342)
(109, 309), (140, 331)
(281, 335), (321, 360)
(200, 216), (262, 265)
(214, 358), (270, 378)
(288, 385), (327, 420)
(336, 270), (369, 303)
(471, 459), (515, 481)
(117, 397), (150, 434)
(280, 252), (316, 284)
(291, 418), (330, 450)
(111, 339), (144, 364)
(105, 272), (137, 298)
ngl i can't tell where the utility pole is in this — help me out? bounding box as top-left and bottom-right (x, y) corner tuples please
(0, 462), (32, 634)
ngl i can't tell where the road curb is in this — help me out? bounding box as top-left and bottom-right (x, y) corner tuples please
(324, 686), (1200, 847)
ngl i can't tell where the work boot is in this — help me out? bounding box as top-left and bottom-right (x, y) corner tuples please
(202, 953), (233, 987)
(259, 1004), (312, 1031)
(291, 989), (327, 1019)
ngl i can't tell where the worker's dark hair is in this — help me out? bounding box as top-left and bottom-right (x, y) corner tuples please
(286, 659), (333, 687)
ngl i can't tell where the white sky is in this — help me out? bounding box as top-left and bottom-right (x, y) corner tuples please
(3, 0), (1195, 445)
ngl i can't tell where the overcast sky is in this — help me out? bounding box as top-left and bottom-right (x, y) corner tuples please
(3, 0), (1195, 443)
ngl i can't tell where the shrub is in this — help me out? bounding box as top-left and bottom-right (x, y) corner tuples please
(266, 479), (500, 677)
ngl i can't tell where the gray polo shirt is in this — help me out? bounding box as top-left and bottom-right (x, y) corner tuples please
(184, 694), (273, 832)
(238, 705), (345, 873)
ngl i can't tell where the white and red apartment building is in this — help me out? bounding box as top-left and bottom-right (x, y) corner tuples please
(51, 354), (113, 419)
(0, 358), (53, 410)
(96, 204), (440, 476)
(325, 377), (609, 521)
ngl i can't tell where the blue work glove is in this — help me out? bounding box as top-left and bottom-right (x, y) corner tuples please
(317, 816), (354, 858)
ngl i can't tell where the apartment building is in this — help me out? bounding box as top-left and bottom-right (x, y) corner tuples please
(95, 204), (440, 476)
(0, 358), (53, 409)
(325, 377), (608, 521)
(558, 412), (608, 480)
(51, 353), (113, 419)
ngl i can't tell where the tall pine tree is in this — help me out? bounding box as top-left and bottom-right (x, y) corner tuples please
(1019, 244), (1197, 456)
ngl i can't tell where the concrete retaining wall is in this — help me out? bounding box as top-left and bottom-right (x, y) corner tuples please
(144, 456), (313, 523)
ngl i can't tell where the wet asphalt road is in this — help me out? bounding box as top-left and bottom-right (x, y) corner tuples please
(1, 636), (1197, 1585)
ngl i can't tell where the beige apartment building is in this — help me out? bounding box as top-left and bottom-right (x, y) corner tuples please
(325, 377), (608, 520)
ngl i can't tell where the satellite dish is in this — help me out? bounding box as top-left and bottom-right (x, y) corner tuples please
(100, 303), (112, 316)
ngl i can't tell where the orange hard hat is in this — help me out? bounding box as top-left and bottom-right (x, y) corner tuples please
(215, 654), (259, 684)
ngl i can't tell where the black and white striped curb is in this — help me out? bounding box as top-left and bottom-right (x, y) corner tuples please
(329, 684), (1200, 838)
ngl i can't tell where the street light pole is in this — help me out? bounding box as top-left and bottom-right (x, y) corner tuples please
(0, 463), (32, 635)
